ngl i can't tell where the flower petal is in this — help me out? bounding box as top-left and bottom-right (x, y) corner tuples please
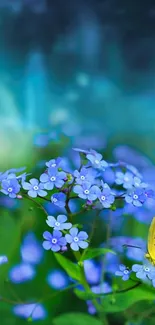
(78, 241), (88, 249)
(22, 182), (32, 190)
(43, 241), (51, 250)
(43, 231), (52, 240)
(65, 234), (73, 243)
(28, 190), (37, 198)
(40, 173), (49, 183)
(38, 190), (47, 197)
(78, 231), (88, 240)
(70, 227), (78, 237)
(51, 244), (61, 252)
(57, 215), (67, 223)
(71, 242), (79, 251)
(46, 216), (56, 227)
(53, 230), (62, 238)
(61, 222), (72, 230)
(30, 178), (39, 186)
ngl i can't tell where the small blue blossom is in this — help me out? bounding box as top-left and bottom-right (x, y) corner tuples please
(115, 264), (131, 281)
(65, 227), (88, 251)
(9, 263), (36, 283)
(133, 177), (148, 189)
(87, 301), (96, 315)
(84, 260), (101, 285)
(51, 192), (66, 208)
(45, 157), (62, 169)
(43, 230), (66, 252)
(73, 148), (90, 154)
(144, 189), (155, 199)
(115, 172), (134, 189)
(13, 303), (47, 320)
(126, 164), (142, 179)
(46, 215), (72, 230)
(74, 167), (97, 185)
(40, 168), (66, 190)
(47, 269), (69, 289)
(22, 178), (47, 198)
(125, 188), (147, 207)
(132, 262), (155, 281)
(1, 178), (21, 198)
(73, 182), (100, 201)
(91, 282), (112, 294)
(86, 150), (108, 170)
(104, 252), (120, 274)
(98, 184), (115, 208)
(20, 232), (43, 265)
(0, 255), (8, 265)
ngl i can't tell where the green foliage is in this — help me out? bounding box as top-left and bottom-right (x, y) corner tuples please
(0, 211), (21, 286)
(80, 247), (115, 261)
(101, 284), (155, 313)
(53, 313), (102, 325)
(74, 284), (155, 314)
(54, 253), (81, 281)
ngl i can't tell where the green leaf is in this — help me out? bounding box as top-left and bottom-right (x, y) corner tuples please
(54, 253), (81, 281)
(80, 248), (115, 261)
(74, 289), (97, 300)
(0, 212), (21, 286)
(101, 284), (155, 313)
(53, 313), (102, 325)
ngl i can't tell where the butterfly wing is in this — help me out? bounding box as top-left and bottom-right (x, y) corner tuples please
(147, 217), (155, 262)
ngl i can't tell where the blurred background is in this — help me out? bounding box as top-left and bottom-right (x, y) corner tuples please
(1, 0), (155, 166)
(1, 1), (155, 324)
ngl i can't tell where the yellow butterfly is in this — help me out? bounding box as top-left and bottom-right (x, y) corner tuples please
(123, 217), (155, 265)
(145, 217), (155, 265)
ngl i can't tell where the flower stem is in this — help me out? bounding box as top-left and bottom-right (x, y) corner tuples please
(73, 251), (108, 324)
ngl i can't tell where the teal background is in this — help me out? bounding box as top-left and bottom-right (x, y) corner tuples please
(1, 1), (155, 324)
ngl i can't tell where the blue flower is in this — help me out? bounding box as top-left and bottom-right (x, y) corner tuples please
(73, 148), (90, 154)
(73, 182), (100, 201)
(133, 177), (148, 189)
(103, 252), (120, 274)
(132, 262), (155, 281)
(51, 192), (66, 208)
(13, 303), (47, 320)
(98, 184), (115, 208)
(20, 232), (43, 265)
(40, 168), (66, 190)
(115, 264), (131, 281)
(115, 172), (134, 189)
(144, 189), (155, 199)
(0, 255), (8, 265)
(22, 178), (47, 198)
(74, 167), (97, 185)
(87, 301), (96, 315)
(84, 260), (101, 285)
(46, 215), (72, 230)
(45, 157), (62, 169)
(9, 263), (36, 283)
(86, 150), (108, 170)
(91, 282), (112, 294)
(125, 188), (147, 207)
(126, 164), (142, 179)
(1, 178), (21, 198)
(65, 228), (88, 251)
(43, 230), (66, 252)
(47, 269), (69, 289)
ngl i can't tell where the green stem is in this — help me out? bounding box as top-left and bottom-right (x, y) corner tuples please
(73, 251), (108, 324)
(22, 193), (48, 216)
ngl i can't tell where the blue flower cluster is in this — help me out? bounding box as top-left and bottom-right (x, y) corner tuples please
(43, 214), (88, 252)
(0, 148), (155, 257)
(115, 260), (155, 287)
